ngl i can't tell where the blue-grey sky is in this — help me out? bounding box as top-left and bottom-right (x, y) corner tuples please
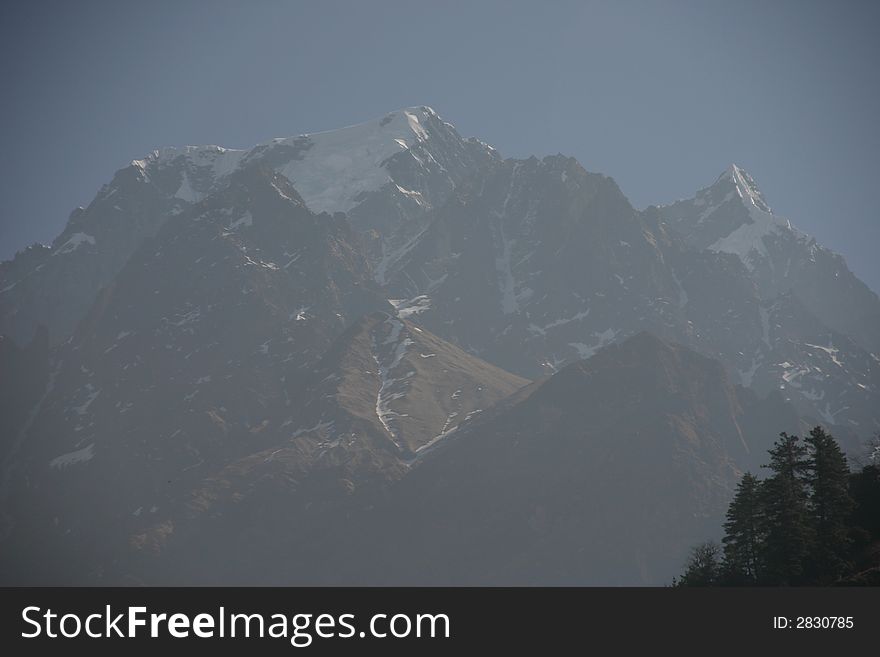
(2, 0), (879, 292)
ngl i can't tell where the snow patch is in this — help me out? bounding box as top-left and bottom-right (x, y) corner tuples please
(174, 171), (202, 203)
(404, 110), (429, 141)
(389, 295), (431, 319)
(569, 328), (619, 359)
(72, 386), (100, 415)
(706, 167), (791, 271)
(50, 443), (95, 469)
(804, 342), (844, 368)
(271, 107), (434, 215)
(818, 403), (846, 427)
(374, 225), (429, 285)
(395, 184), (427, 206)
(527, 309), (591, 336)
(54, 233), (96, 256)
(372, 317), (414, 449)
(227, 211), (253, 230)
(739, 356), (760, 387)
(145, 108), (435, 217)
(782, 365), (810, 386)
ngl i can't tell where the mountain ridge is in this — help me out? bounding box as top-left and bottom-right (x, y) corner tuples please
(1, 106), (878, 585)
(3, 106), (877, 436)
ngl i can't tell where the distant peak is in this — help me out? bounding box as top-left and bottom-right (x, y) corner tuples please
(719, 162), (743, 180)
(146, 144), (243, 167)
(119, 105), (491, 217)
(292, 106), (439, 143)
(714, 163), (771, 213)
(403, 105), (437, 117)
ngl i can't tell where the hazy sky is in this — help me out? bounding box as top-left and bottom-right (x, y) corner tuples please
(2, 0), (879, 292)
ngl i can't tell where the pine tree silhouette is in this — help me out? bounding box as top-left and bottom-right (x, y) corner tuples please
(760, 432), (812, 585)
(805, 426), (854, 582)
(722, 472), (764, 584)
(679, 428), (880, 586)
(677, 541), (722, 586)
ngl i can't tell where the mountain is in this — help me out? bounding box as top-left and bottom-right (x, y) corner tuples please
(373, 152), (880, 438)
(128, 313), (525, 585)
(0, 328), (49, 539)
(6, 332), (799, 585)
(3, 112), (876, 442)
(177, 332), (799, 586)
(1, 106), (878, 585)
(658, 166), (880, 439)
(660, 164), (880, 356)
(380, 154), (690, 375)
(0, 166), (526, 582)
(286, 311), (527, 456)
(0, 328), (48, 448)
(1, 164), (394, 580)
(350, 332), (804, 586)
(0, 107), (495, 347)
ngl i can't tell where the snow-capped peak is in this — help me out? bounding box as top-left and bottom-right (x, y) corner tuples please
(259, 106), (435, 150)
(144, 145), (247, 178)
(257, 107), (436, 214)
(717, 163), (771, 213)
(706, 165), (795, 268)
(135, 106), (447, 215)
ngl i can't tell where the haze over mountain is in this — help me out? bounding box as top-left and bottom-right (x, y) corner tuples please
(1, 107), (876, 585)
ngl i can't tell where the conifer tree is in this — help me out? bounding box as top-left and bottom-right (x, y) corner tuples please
(804, 426), (853, 582)
(850, 462), (880, 540)
(677, 541), (722, 586)
(760, 432), (812, 585)
(722, 472), (763, 583)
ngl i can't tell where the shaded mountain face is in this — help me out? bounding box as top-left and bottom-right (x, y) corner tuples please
(0, 164), (178, 347)
(348, 332), (804, 586)
(664, 246), (879, 445)
(167, 332), (798, 586)
(380, 155), (691, 375)
(0, 328), (50, 537)
(374, 153), (879, 438)
(0, 182), (527, 583)
(1, 107), (878, 585)
(0, 328), (49, 449)
(5, 332), (796, 586)
(0, 165), (395, 581)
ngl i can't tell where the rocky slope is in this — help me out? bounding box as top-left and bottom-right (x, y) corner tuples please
(340, 333), (805, 585)
(118, 333), (804, 585)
